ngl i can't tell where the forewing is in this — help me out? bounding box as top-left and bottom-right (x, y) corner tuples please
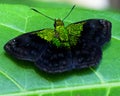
(35, 46), (73, 73)
(67, 19), (112, 46)
(4, 29), (54, 62)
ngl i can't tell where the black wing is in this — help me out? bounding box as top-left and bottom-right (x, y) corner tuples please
(73, 19), (112, 46)
(4, 30), (50, 62)
(71, 39), (102, 69)
(35, 46), (73, 73)
(66, 19), (111, 70)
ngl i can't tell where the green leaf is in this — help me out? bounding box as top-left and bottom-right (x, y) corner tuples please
(0, 2), (120, 96)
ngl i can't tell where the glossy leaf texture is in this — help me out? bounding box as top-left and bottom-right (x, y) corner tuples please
(0, 1), (120, 96)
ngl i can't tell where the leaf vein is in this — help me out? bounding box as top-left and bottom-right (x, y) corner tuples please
(0, 23), (23, 33)
(1, 82), (120, 96)
(0, 70), (24, 91)
(112, 36), (120, 41)
(90, 67), (105, 83)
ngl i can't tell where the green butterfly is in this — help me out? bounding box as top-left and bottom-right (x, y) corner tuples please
(4, 6), (112, 73)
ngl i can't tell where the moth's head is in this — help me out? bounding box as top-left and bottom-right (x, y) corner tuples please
(54, 19), (64, 28)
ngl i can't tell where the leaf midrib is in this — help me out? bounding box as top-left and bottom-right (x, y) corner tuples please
(0, 82), (120, 96)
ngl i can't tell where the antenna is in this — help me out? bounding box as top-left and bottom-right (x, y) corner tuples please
(63, 5), (76, 21)
(31, 8), (55, 21)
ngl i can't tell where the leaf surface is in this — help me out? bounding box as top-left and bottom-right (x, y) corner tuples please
(0, 2), (120, 96)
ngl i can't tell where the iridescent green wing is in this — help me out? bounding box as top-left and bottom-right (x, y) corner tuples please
(66, 21), (85, 46)
(4, 29), (54, 62)
(35, 28), (55, 43)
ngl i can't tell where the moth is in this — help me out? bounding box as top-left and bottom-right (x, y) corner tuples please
(4, 6), (112, 73)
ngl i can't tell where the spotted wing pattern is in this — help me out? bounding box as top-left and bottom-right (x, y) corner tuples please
(77, 19), (111, 46)
(4, 30), (73, 73)
(67, 19), (111, 70)
(35, 46), (73, 73)
(4, 30), (51, 62)
(71, 39), (102, 69)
